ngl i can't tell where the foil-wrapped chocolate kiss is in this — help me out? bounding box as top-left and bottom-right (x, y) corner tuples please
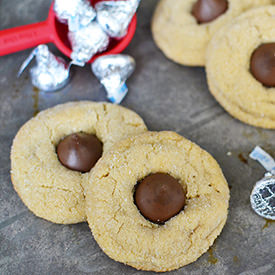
(54, 0), (96, 31)
(250, 146), (275, 220)
(96, 0), (140, 38)
(69, 21), (110, 66)
(92, 54), (135, 104)
(18, 45), (71, 92)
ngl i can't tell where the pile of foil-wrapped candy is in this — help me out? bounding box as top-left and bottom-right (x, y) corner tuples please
(18, 0), (140, 104)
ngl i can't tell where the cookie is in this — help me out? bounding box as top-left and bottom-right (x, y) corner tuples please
(10, 101), (147, 224)
(206, 6), (275, 129)
(152, 0), (272, 66)
(86, 131), (229, 272)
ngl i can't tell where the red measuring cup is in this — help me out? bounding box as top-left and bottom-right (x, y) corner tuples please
(0, 0), (137, 63)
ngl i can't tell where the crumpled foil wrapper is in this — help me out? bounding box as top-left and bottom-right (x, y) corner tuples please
(91, 54), (135, 104)
(18, 45), (71, 92)
(250, 173), (275, 220)
(69, 21), (110, 66)
(95, 0), (140, 38)
(54, 0), (96, 31)
(249, 146), (275, 220)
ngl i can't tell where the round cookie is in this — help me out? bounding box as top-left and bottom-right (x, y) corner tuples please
(152, 0), (273, 66)
(206, 6), (275, 129)
(86, 131), (229, 272)
(10, 101), (147, 224)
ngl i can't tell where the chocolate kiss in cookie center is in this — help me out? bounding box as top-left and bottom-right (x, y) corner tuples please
(192, 0), (228, 24)
(57, 132), (103, 173)
(250, 43), (275, 88)
(134, 173), (186, 224)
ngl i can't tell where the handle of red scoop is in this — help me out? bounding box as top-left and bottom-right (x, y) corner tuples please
(0, 21), (53, 56)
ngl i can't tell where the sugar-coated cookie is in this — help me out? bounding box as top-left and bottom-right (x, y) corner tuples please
(86, 131), (229, 272)
(152, 0), (273, 66)
(206, 6), (275, 129)
(10, 101), (147, 224)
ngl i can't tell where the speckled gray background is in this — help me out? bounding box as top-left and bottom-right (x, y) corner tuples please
(0, 1), (274, 274)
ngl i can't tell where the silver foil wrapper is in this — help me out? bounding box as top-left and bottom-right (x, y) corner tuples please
(54, 0), (96, 31)
(92, 54), (135, 104)
(250, 173), (275, 220)
(69, 21), (109, 66)
(249, 146), (275, 220)
(18, 45), (70, 92)
(95, 0), (140, 38)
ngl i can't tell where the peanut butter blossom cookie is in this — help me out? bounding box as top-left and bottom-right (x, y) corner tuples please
(152, 0), (272, 66)
(206, 6), (275, 129)
(10, 101), (147, 224)
(86, 131), (229, 272)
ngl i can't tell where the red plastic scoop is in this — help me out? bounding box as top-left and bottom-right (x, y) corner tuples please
(0, 0), (137, 63)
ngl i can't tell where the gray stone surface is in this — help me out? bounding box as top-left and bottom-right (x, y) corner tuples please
(0, 0), (274, 274)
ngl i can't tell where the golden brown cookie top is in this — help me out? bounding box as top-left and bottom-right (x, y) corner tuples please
(86, 131), (229, 272)
(152, 0), (272, 66)
(206, 6), (275, 129)
(10, 101), (147, 224)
